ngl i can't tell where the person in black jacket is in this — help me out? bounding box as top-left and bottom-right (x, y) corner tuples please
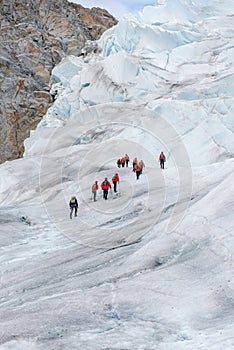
(69, 196), (78, 219)
(117, 158), (121, 168)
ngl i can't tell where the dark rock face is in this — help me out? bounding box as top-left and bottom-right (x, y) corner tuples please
(0, 0), (117, 162)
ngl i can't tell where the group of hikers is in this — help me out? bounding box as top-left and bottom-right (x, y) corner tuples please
(117, 154), (130, 167)
(91, 172), (120, 202)
(69, 151), (166, 218)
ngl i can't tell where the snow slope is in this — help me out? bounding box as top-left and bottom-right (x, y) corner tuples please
(0, 0), (234, 349)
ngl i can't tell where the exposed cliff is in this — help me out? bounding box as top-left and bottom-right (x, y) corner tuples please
(0, 0), (117, 162)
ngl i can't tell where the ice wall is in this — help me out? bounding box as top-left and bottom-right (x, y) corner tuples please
(32, 0), (234, 165)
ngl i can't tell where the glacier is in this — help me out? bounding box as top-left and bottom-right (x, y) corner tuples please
(0, 0), (234, 349)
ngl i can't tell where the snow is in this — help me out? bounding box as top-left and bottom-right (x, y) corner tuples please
(1, 0), (234, 349)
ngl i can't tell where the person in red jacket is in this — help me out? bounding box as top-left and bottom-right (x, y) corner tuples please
(91, 180), (99, 202)
(139, 160), (145, 174)
(159, 151), (166, 169)
(101, 177), (112, 200)
(133, 162), (142, 180)
(121, 156), (126, 167)
(112, 173), (120, 193)
(125, 154), (130, 167)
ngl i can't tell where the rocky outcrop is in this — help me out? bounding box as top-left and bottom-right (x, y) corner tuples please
(0, 0), (117, 162)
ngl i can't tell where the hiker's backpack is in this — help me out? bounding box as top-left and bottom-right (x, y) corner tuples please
(160, 153), (164, 160)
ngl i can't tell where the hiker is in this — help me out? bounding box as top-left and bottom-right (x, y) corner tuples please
(139, 160), (145, 173)
(117, 158), (121, 168)
(159, 151), (166, 169)
(101, 177), (112, 200)
(112, 173), (120, 193)
(132, 157), (138, 171)
(125, 154), (130, 167)
(133, 162), (142, 180)
(121, 156), (126, 167)
(91, 180), (99, 202)
(69, 195), (78, 219)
